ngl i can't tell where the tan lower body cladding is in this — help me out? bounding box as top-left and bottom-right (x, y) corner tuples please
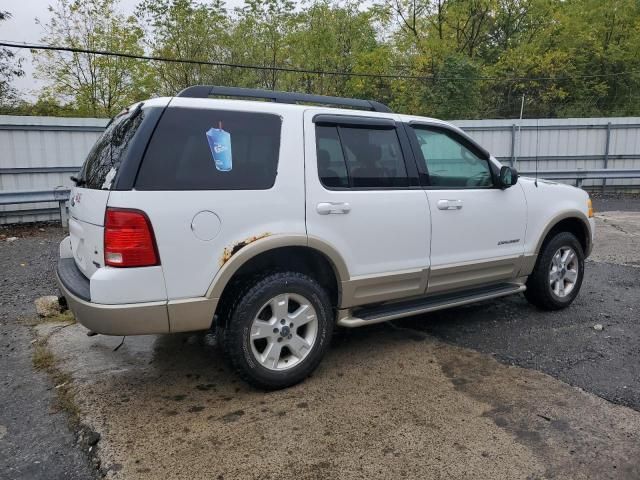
(340, 254), (536, 308)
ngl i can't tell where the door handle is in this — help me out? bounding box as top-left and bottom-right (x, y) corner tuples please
(437, 199), (463, 210)
(317, 202), (351, 215)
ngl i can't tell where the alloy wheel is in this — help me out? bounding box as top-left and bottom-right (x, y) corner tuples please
(249, 293), (318, 371)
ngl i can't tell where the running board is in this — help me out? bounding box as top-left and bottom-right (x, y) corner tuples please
(337, 283), (526, 328)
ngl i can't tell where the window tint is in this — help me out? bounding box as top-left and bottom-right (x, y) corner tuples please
(412, 127), (493, 188)
(315, 125), (409, 189)
(135, 108), (281, 190)
(316, 126), (349, 188)
(80, 105), (145, 190)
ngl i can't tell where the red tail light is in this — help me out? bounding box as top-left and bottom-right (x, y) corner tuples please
(104, 208), (159, 267)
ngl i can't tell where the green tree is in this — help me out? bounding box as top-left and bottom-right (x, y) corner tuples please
(286, 1), (389, 98)
(5, 94), (79, 116)
(34, 0), (151, 117)
(550, 0), (640, 117)
(227, 0), (296, 90)
(0, 11), (25, 109)
(11, 0), (640, 119)
(136, 0), (229, 95)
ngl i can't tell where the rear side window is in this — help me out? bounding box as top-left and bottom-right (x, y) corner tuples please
(80, 105), (145, 190)
(316, 125), (409, 189)
(316, 126), (349, 188)
(136, 108), (282, 190)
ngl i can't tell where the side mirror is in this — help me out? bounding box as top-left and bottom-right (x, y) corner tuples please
(499, 166), (518, 189)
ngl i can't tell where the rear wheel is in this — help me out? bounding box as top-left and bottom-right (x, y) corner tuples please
(223, 272), (333, 390)
(525, 231), (585, 310)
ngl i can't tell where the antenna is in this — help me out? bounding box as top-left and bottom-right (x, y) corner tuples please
(534, 117), (540, 187)
(514, 94), (524, 169)
(516, 94), (538, 187)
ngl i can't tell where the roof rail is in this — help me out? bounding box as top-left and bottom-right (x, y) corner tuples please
(176, 85), (392, 113)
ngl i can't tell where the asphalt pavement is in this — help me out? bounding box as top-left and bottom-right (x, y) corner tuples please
(0, 226), (95, 479)
(403, 260), (640, 409)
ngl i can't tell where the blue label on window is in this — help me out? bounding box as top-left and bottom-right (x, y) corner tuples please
(206, 127), (232, 172)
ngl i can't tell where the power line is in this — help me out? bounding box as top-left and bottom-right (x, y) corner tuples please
(1, 40), (639, 83)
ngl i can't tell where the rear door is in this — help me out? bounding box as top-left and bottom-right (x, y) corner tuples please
(304, 111), (431, 307)
(68, 104), (152, 278)
(407, 123), (527, 294)
(108, 101), (306, 301)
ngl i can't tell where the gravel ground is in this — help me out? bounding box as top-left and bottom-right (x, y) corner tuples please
(591, 192), (640, 212)
(0, 224), (95, 480)
(0, 224), (61, 317)
(1, 195), (639, 479)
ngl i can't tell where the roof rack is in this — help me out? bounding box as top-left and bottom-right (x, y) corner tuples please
(176, 85), (392, 113)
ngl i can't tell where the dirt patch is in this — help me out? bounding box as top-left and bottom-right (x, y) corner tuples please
(38, 322), (640, 479)
(436, 342), (640, 479)
(591, 212), (640, 266)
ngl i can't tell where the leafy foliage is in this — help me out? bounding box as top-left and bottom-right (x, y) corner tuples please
(11, 0), (640, 119)
(0, 11), (25, 108)
(33, 0), (151, 117)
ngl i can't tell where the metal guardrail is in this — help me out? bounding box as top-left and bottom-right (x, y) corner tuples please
(0, 188), (70, 228)
(0, 123), (105, 132)
(519, 168), (640, 187)
(1, 167), (639, 229)
(458, 121), (633, 190)
(0, 166), (80, 174)
(462, 123), (640, 132)
(1, 118), (640, 225)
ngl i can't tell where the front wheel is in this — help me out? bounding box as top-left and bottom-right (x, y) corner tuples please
(223, 272), (333, 390)
(524, 231), (585, 310)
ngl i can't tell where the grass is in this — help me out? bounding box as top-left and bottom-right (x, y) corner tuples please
(32, 339), (56, 370)
(31, 332), (81, 425)
(22, 309), (76, 326)
(31, 330), (102, 471)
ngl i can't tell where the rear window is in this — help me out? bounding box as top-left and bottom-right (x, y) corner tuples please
(80, 105), (145, 189)
(135, 108), (282, 190)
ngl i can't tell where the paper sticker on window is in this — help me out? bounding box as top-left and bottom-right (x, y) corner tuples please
(206, 123), (232, 172)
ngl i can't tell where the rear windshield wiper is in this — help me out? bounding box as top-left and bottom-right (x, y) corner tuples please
(70, 175), (85, 187)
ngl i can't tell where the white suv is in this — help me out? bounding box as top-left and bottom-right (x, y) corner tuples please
(57, 86), (595, 389)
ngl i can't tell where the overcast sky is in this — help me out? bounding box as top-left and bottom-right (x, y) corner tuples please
(1, 0), (244, 98)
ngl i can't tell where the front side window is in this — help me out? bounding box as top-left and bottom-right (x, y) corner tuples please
(135, 108), (281, 190)
(412, 127), (493, 188)
(316, 125), (409, 189)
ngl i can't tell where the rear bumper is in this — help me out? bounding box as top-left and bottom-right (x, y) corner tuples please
(56, 258), (170, 335)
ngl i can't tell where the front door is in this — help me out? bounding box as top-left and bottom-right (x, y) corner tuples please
(303, 110), (431, 307)
(407, 124), (527, 294)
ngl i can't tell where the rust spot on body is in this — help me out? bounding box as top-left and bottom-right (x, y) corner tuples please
(220, 233), (271, 266)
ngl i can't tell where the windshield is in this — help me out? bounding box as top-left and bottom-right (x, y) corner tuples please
(78, 104), (145, 190)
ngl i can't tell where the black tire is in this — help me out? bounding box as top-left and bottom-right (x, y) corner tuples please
(524, 231), (585, 310)
(223, 272), (333, 390)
